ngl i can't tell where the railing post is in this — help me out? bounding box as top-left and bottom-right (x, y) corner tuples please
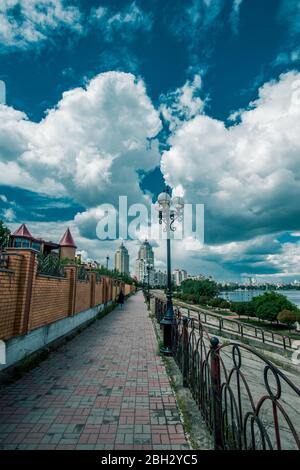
(210, 336), (222, 450)
(182, 317), (189, 387)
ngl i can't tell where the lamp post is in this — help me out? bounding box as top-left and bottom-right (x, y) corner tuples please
(145, 263), (152, 307)
(156, 190), (184, 355)
(146, 263), (151, 295)
(106, 256), (109, 270)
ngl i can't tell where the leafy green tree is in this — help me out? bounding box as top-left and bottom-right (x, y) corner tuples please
(244, 302), (256, 317)
(180, 278), (219, 303)
(277, 309), (299, 329)
(231, 301), (256, 318)
(252, 292), (298, 323)
(0, 220), (10, 249)
(198, 296), (211, 306)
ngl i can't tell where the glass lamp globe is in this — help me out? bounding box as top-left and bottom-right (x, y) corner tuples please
(172, 196), (184, 210)
(157, 192), (171, 209)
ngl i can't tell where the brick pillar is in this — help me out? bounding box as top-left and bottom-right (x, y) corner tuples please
(0, 252), (23, 339)
(5, 248), (38, 336)
(102, 276), (107, 304)
(89, 272), (96, 308)
(103, 276), (106, 304)
(64, 265), (77, 315)
(110, 278), (113, 301)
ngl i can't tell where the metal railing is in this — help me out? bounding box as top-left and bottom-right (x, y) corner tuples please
(0, 251), (8, 269)
(165, 296), (295, 351)
(37, 254), (64, 278)
(154, 297), (300, 450)
(77, 266), (89, 282)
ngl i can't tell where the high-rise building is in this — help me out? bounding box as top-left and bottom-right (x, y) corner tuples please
(138, 240), (154, 266)
(135, 258), (145, 283)
(173, 269), (188, 286)
(115, 242), (129, 275)
(154, 270), (167, 287)
(134, 240), (154, 282)
(134, 258), (155, 284)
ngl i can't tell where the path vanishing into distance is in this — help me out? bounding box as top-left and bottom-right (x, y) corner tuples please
(0, 292), (190, 450)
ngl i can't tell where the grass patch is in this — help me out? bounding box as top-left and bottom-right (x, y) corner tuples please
(97, 301), (116, 320)
(239, 318), (300, 339)
(209, 309), (233, 317)
(260, 351), (299, 375)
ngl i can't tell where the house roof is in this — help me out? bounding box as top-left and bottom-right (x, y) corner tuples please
(12, 223), (34, 239)
(59, 228), (77, 248)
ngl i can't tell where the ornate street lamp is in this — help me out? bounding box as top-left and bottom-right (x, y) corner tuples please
(156, 189), (184, 355)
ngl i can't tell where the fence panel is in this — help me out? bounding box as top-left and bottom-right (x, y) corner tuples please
(154, 297), (300, 450)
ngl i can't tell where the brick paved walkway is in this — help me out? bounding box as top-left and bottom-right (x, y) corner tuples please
(0, 292), (190, 450)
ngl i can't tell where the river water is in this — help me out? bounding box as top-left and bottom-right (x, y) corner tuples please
(219, 290), (300, 307)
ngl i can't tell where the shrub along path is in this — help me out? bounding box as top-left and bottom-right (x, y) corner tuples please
(0, 292), (189, 450)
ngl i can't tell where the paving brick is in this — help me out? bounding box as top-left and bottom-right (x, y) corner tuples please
(0, 293), (189, 450)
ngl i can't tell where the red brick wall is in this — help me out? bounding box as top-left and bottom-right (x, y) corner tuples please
(29, 275), (70, 330)
(0, 250), (134, 340)
(124, 283), (132, 296)
(74, 278), (92, 314)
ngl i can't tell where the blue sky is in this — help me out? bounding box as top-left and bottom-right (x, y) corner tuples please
(1, 0), (300, 281)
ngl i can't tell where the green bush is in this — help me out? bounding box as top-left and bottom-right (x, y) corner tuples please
(277, 309), (299, 327)
(253, 292), (298, 323)
(219, 300), (231, 309)
(209, 298), (230, 309)
(230, 301), (256, 317)
(198, 296), (211, 305)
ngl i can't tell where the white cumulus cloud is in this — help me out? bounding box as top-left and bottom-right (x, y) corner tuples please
(0, 71), (161, 208)
(0, 0), (82, 52)
(2, 207), (16, 221)
(161, 71), (300, 245)
(90, 1), (152, 42)
(160, 74), (205, 130)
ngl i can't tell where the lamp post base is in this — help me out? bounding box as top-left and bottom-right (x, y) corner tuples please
(160, 312), (173, 356)
(160, 346), (173, 356)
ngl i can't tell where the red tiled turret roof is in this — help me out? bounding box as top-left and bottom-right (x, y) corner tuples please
(12, 223), (34, 239)
(59, 228), (77, 248)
